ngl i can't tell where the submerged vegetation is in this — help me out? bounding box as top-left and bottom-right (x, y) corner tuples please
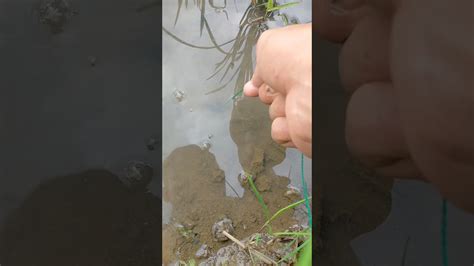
(156, 0), (301, 100)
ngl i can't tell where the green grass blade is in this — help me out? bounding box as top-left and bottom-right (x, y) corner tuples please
(267, 2), (299, 12)
(266, 0), (274, 9)
(279, 236), (311, 263)
(248, 175), (271, 233)
(260, 197), (311, 231)
(280, 13), (289, 25)
(296, 237), (312, 266)
(301, 153), (312, 227)
(273, 231), (311, 237)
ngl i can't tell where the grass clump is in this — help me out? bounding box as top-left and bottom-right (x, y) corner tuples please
(243, 169), (312, 265)
(157, 0), (301, 100)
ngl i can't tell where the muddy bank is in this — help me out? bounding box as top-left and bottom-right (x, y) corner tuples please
(162, 145), (305, 264)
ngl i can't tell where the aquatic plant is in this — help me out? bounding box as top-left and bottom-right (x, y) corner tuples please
(160, 0), (301, 99)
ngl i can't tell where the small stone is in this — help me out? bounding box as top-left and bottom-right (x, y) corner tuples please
(208, 134), (213, 139)
(211, 218), (234, 242)
(199, 139), (211, 150)
(173, 89), (185, 102)
(195, 244), (211, 259)
(189, 108), (193, 112)
(288, 224), (304, 232)
(284, 185), (301, 199)
(293, 204), (309, 228)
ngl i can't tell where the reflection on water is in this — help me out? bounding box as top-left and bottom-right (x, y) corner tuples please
(162, 0), (313, 199)
(0, 170), (161, 266)
(0, 0), (163, 264)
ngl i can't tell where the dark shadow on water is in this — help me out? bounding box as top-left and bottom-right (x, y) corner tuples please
(0, 169), (161, 266)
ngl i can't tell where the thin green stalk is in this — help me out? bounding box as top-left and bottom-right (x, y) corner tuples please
(296, 237), (312, 266)
(273, 231), (311, 237)
(260, 197), (311, 231)
(301, 153), (312, 227)
(279, 236), (311, 263)
(267, 2), (299, 12)
(248, 175), (271, 233)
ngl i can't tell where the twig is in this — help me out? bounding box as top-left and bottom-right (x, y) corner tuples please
(222, 230), (246, 249)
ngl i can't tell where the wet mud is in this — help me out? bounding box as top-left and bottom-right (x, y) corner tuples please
(162, 144), (302, 264)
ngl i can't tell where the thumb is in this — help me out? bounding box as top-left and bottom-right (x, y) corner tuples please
(244, 65), (264, 97)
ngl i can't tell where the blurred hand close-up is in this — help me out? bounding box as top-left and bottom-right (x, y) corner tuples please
(247, 0), (473, 212)
(315, 0), (474, 212)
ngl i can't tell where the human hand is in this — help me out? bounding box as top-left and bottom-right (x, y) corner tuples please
(315, 0), (474, 211)
(244, 23), (312, 158)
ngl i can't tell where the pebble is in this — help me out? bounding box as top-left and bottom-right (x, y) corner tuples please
(173, 89), (185, 102)
(199, 139), (211, 150)
(284, 185), (301, 199)
(195, 244), (211, 259)
(211, 218), (234, 242)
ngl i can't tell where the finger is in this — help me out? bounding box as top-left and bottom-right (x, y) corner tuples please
(271, 117), (292, 145)
(259, 84), (278, 105)
(345, 82), (421, 179)
(244, 81), (259, 97)
(244, 68), (265, 97)
(281, 141), (296, 148)
(269, 95), (286, 120)
(313, 0), (370, 43)
(339, 12), (391, 94)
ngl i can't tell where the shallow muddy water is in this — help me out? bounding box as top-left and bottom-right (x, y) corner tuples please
(161, 1), (313, 263)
